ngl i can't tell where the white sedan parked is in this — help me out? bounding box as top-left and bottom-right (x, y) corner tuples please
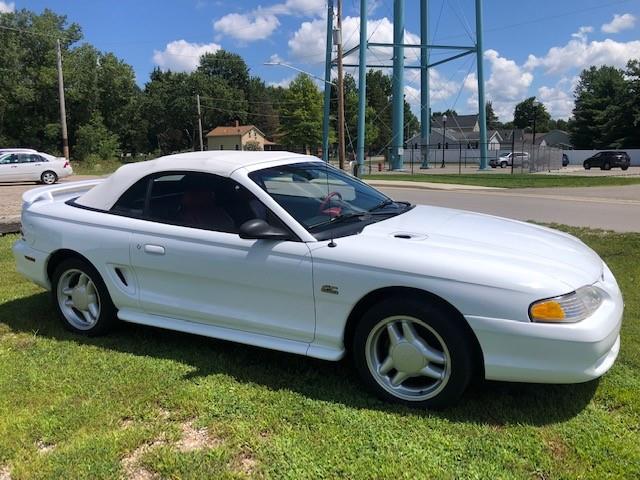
(0, 151), (72, 184)
(13, 151), (623, 408)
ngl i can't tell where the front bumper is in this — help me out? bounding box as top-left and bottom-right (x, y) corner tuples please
(466, 263), (623, 384)
(13, 239), (50, 290)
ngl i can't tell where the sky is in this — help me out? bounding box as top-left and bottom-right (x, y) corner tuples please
(3, 0), (640, 121)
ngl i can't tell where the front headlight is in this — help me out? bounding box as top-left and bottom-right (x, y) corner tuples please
(529, 286), (604, 323)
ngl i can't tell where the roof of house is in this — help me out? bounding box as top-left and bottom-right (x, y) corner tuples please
(407, 129), (502, 145)
(432, 114), (478, 130)
(539, 129), (572, 148)
(76, 151), (319, 211)
(206, 125), (265, 138)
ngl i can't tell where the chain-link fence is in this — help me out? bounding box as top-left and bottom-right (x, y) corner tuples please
(356, 142), (565, 175)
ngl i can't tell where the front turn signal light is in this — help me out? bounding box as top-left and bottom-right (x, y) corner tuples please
(529, 286), (604, 323)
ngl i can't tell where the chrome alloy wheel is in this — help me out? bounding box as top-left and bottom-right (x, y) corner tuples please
(365, 315), (451, 401)
(56, 269), (101, 330)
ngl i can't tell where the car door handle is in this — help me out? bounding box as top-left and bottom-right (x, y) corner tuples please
(143, 244), (165, 255)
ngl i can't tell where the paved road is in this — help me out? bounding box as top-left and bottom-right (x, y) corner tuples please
(379, 185), (640, 233)
(1, 177), (639, 233)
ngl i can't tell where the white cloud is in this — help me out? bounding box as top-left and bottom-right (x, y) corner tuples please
(602, 13), (636, 34)
(268, 53), (284, 63)
(462, 50), (534, 120)
(268, 76), (295, 88)
(404, 68), (459, 103)
(152, 40), (221, 72)
(265, 0), (325, 16)
(572, 25), (593, 41)
(537, 81), (574, 119)
(0, 1), (15, 13)
(213, 12), (280, 42)
(289, 16), (420, 65)
(213, 0), (324, 42)
(525, 26), (640, 74)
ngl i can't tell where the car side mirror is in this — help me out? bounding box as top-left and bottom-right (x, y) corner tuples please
(239, 219), (291, 241)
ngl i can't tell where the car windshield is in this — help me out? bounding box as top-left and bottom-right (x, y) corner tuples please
(249, 161), (409, 234)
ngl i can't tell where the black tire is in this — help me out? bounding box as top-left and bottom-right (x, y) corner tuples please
(500, 161), (507, 168)
(584, 161), (591, 170)
(352, 297), (474, 409)
(41, 170), (58, 185)
(602, 162), (611, 171)
(621, 165), (629, 171)
(51, 258), (117, 336)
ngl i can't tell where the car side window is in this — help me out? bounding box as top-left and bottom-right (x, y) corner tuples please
(146, 171), (285, 235)
(111, 177), (150, 217)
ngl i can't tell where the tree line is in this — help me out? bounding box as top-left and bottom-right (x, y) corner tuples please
(1, 9), (638, 162)
(0, 9), (420, 161)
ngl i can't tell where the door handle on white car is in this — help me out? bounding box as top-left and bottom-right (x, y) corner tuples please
(143, 244), (165, 255)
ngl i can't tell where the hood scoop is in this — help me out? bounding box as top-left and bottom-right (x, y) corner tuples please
(391, 232), (428, 241)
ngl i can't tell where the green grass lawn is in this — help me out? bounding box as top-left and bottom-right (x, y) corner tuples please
(364, 173), (640, 189)
(0, 228), (639, 479)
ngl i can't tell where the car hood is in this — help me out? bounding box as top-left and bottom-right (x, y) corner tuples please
(359, 205), (603, 291)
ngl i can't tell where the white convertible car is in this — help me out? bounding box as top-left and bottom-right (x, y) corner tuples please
(13, 152), (623, 407)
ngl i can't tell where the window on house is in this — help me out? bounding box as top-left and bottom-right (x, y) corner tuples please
(235, 144), (239, 150)
(220, 145), (224, 150)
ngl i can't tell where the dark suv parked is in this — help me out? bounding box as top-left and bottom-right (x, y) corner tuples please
(583, 151), (631, 171)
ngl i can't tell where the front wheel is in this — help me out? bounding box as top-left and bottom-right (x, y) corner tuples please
(353, 297), (473, 409)
(500, 161), (508, 168)
(52, 258), (117, 335)
(41, 170), (58, 185)
(621, 165), (629, 171)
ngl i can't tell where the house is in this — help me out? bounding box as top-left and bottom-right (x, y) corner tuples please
(431, 113), (479, 134)
(538, 130), (572, 149)
(406, 128), (503, 151)
(206, 122), (271, 151)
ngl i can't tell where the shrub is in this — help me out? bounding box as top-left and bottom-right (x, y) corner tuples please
(75, 113), (120, 161)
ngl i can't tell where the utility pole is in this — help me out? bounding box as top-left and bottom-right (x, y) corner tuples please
(56, 39), (69, 160)
(335, 0), (346, 170)
(196, 94), (204, 151)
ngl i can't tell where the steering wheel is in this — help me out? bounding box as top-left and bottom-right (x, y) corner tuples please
(319, 191), (343, 217)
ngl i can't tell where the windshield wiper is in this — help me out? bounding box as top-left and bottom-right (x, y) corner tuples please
(368, 198), (394, 212)
(309, 212), (368, 230)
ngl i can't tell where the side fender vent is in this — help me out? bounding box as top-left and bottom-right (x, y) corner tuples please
(114, 267), (128, 287)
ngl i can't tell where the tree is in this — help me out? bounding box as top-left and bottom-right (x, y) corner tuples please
(570, 65), (630, 148)
(513, 97), (551, 131)
(246, 76), (279, 140)
(279, 74), (323, 152)
(0, 8), (82, 153)
(486, 101), (499, 130)
(197, 50), (250, 94)
(622, 59), (640, 147)
(75, 112), (119, 160)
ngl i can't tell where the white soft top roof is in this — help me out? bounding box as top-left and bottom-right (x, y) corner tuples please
(76, 150), (319, 211)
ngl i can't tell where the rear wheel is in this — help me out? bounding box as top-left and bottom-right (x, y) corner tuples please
(584, 161), (591, 170)
(52, 258), (117, 335)
(500, 161), (508, 168)
(353, 297), (473, 409)
(41, 170), (58, 185)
